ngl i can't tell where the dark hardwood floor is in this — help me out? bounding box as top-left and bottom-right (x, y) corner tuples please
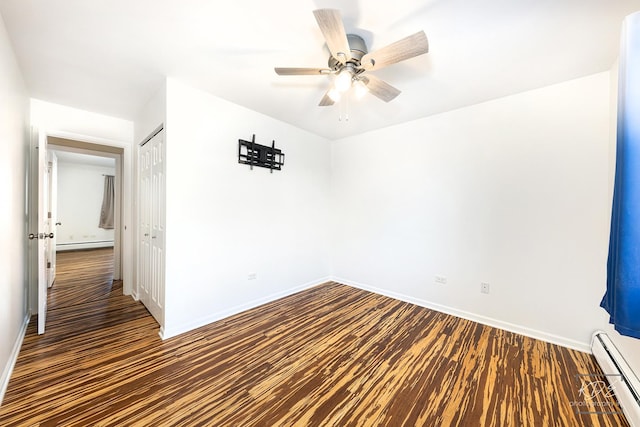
(0, 249), (628, 426)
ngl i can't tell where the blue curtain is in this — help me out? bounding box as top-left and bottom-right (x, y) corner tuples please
(601, 12), (640, 339)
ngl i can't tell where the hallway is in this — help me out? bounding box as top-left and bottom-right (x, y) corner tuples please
(50, 248), (117, 309)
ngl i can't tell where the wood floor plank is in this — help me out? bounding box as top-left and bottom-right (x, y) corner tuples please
(0, 248), (629, 426)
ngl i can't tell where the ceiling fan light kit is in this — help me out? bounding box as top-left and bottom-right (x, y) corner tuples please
(274, 9), (429, 107)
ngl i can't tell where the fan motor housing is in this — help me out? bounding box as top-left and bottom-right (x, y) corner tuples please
(328, 34), (367, 70)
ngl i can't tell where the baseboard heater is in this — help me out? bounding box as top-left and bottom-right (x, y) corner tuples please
(56, 240), (114, 251)
(591, 331), (640, 426)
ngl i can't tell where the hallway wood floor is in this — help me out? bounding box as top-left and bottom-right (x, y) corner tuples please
(0, 249), (628, 426)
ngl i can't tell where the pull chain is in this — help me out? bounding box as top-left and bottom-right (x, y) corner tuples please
(345, 90), (350, 122)
(338, 91), (350, 122)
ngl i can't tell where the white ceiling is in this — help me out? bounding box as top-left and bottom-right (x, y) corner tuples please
(1, 0), (639, 140)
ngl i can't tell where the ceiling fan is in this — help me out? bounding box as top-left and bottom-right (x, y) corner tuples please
(274, 9), (429, 106)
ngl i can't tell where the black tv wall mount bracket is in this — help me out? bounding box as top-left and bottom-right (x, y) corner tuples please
(238, 134), (284, 173)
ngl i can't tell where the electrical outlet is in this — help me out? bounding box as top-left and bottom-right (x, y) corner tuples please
(248, 273), (257, 280)
(435, 275), (447, 285)
(481, 282), (490, 294)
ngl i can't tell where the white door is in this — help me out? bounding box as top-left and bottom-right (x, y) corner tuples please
(139, 140), (152, 310)
(28, 128), (50, 334)
(150, 133), (165, 321)
(138, 130), (165, 324)
(46, 151), (58, 287)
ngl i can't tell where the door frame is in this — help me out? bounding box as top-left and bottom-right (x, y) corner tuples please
(29, 129), (133, 313)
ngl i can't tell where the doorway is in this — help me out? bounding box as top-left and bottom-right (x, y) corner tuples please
(47, 137), (124, 284)
(49, 148), (118, 300)
(28, 130), (132, 334)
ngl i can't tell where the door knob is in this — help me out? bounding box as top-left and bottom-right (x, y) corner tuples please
(28, 233), (53, 240)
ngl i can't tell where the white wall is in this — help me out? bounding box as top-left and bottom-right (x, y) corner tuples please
(331, 72), (612, 352)
(56, 161), (116, 250)
(134, 82), (166, 145)
(0, 13), (29, 402)
(160, 78), (331, 337)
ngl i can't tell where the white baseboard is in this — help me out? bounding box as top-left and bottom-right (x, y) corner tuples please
(159, 277), (331, 340)
(333, 276), (590, 353)
(0, 314), (30, 405)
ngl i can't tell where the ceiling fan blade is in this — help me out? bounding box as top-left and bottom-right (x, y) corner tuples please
(275, 67), (331, 76)
(319, 90), (335, 106)
(360, 75), (401, 102)
(313, 9), (352, 64)
(360, 31), (429, 71)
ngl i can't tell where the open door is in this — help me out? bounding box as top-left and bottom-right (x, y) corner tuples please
(46, 151), (58, 287)
(28, 128), (51, 334)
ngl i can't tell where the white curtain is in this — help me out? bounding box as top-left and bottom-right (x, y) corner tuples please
(99, 175), (115, 229)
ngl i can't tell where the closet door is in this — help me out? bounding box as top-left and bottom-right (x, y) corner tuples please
(150, 132), (165, 322)
(138, 130), (164, 324)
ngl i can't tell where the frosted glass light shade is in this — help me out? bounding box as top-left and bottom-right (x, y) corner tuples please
(335, 70), (353, 92)
(354, 80), (369, 99)
(327, 88), (342, 102)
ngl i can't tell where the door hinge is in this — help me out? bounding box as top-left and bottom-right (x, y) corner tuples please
(47, 262), (51, 269)
(48, 211), (52, 219)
